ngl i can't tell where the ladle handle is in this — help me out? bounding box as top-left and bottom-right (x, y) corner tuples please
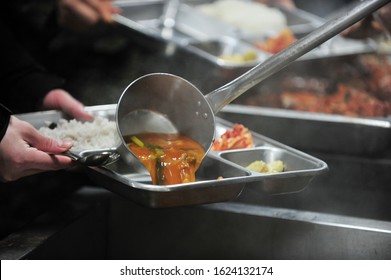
(205, 0), (391, 113)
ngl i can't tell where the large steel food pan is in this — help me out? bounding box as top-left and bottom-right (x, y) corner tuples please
(113, 0), (377, 68)
(219, 105), (391, 156)
(16, 104), (327, 208)
(217, 52), (391, 156)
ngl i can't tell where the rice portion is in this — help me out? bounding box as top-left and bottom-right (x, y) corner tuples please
(39, 116), (119, 151)
(197, 0), (287, 36)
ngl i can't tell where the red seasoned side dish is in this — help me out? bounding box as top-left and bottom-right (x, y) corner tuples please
(237, 54), (391, 117)
(212, 124), (254, 151)
(281, 84), (391, 117)
(254, 28), (297, 54)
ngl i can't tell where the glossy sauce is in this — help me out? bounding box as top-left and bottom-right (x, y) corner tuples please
(127, 133), (205, 185)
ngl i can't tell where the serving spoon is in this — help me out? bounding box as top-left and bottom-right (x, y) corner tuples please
(116, 0), (391, 165)
(54, 148), (120, 166)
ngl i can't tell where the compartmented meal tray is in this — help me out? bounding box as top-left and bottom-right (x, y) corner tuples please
(17, 104), (328, 208)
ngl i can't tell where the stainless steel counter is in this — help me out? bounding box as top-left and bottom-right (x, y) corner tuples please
(1, 148), (391, 259)
(1, 176), (391, 259)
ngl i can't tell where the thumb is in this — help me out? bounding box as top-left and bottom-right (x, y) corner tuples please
(25, 128), (73, 153)
(36, 136), (73, 153)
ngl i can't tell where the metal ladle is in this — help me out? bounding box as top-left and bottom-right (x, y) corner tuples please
(116, 0), (391, 166)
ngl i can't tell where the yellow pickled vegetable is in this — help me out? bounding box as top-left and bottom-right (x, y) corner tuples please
(219, 50), (257, 63)
(246, 160), (284, 173)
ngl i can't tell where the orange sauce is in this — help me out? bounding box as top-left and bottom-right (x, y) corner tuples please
(127, 133), (205, 185)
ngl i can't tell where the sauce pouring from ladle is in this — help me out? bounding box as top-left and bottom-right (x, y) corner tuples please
(116, 0), (391, 169)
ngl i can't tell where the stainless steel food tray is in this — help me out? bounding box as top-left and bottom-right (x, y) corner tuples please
(16, 104), (327, 208)
(88, 116), (328, 207)
(113, 0), (378, 68)
(219, 104), (391, 155)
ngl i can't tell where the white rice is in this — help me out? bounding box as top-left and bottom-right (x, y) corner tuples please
(39, 116), (119, 151)
(197, 0), (287, 36)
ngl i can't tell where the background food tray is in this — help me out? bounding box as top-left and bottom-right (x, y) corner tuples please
(16, 104), (328, 208)
(216, 52), (391, 156)
(219, 105), (391, 156)
(113, 0), (378, 68)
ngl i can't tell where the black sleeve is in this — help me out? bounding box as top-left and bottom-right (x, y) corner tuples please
(0, 22), (66, 114)
(0, 104), (12, 142)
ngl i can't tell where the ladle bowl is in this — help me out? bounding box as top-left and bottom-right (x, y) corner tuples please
(116, 0), (391, 168)
(117, 73), (215, 150)
(116, 74), (215, 171)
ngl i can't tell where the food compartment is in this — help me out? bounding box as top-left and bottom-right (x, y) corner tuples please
(219, 146), (315, 173)
(196, 155), (252, 181)
(102, 154), (251, 184)
(217, 146), (325, 194)
(278, 6), (323, 34)
(114, 0), (241, 44)
(173, 3), (241, 41)
(185, 1), (375, 60)
(210, 119), (328, 195)
(17, 104), (116, 128)
(189, 0), (323, 36)
(186, 37), (268, 67)
(88, 156), (249, 208)
(117, 1), (165, 24)
(181, 1), (322, 64)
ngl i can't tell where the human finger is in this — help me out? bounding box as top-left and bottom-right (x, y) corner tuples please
(82, 0), (113, 23)
(62, 0), (101, 26)
(43, 89), (94, 121)
(55, 91), (94, 121)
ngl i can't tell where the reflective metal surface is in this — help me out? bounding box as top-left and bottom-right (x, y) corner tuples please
(16, 105), (327, 208)
(65, 148), (119, 166)
(114, 0), (378, 68)
(6, 186), (391, 259)
(116, 73), (215, 166)
(220, 102), (391, 156)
